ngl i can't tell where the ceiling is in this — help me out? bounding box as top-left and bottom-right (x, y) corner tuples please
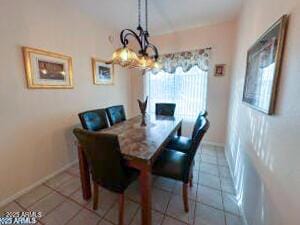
(65, 0), (242, 35)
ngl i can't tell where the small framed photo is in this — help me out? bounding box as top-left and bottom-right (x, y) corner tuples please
(215, 64), (226, 76)
(23, 47), (73, 89)
(92, 58), (114, 85)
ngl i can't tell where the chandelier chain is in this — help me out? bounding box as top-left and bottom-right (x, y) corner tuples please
(138, 0), (141, 27)
(145, 0), (148, 31)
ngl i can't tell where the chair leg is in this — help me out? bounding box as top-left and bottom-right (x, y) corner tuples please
(93, 181), (99, 210)
(183, 183), (189, 212)
(119, 193), (125, 225)
(189, 174), (193, 187)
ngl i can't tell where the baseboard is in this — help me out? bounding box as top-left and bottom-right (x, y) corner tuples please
(202, 140), (225, 148)
(0, 160), (78, 208)
(224, 146), (248, 225)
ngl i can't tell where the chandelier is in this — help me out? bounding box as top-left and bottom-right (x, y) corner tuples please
(107, 0), (160, 70)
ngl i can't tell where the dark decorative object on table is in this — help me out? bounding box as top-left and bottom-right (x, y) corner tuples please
(138, 96), (148, 126)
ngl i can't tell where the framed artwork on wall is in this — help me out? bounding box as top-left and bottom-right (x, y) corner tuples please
(242, 15), (288, 115)
(23, 47), (73, 89)
(92, 58), (114, 85)
(214, 64), (226, 76)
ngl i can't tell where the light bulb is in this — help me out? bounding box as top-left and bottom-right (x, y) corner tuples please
(40, 69), (47, 74)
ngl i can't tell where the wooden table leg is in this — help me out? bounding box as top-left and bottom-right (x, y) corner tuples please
(139, 167), (152, 225)
(77, 144), (91, 200)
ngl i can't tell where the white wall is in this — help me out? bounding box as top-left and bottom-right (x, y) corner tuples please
(131, 21), (237, 145)
(226, 1), (300, 225)
(0, 0), (132, 204)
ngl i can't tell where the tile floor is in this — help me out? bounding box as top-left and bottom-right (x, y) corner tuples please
(0, 144), (243, 225)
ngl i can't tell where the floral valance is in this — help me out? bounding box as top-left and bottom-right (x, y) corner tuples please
(152, 48), (211, 74)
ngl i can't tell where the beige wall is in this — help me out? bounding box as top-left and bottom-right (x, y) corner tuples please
(226, 0), (300, 225)
(131, 21), (237, 144)
(0, 0), (132, 204)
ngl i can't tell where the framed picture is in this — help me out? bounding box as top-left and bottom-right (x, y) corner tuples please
(23, 47), (73, 89)
(242, 15), (288, 115)
(215, 64), (226, 76)
(92, 58), (114, 85)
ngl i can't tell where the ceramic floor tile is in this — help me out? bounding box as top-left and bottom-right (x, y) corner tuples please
(191, 169), (200, 185)
(29, 192), (65, 216)
(66, 208), (101, 225)
(98, 219), (114, 225)
(197, 185), (223, 210)
(218, 159), (228, 167)
(198, 173), (221, 190)
(225, 213), (243, 225)
(56, 177), (81, 196)
(45, 172), (74, 189)
(125, 181), (140, 203)
(220, 178), (235, 194)
(105, 199), (139, 225)
(201, 155), (218, 165)
(41, 199), (81, 225)
(215, 146), (225, 152)
(86, 189), (118, 217)
(166, 194), (195, 224)
(69, 189), (90, 206)
(172, 182), (198, 201)
(194, 203), (225, 225)
(219, 167), (231, 179)
(66, 164), (80, 177)
(201, 152), (217, 159)
(222, 193), (240, 216)
(202, 147), (217, 157)
(162, 216), (187, 225)
(199, 163), (219, 176)
(16, 185), (52, 208)
(130, 209), (164, 225)
(151, 188), (172, 213)
(0, 201), (23, 216)
(217, 152), (226, 160)
(153, 177), (176, 192)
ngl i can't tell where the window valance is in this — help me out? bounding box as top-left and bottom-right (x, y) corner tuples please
(152, 48), (211, 74)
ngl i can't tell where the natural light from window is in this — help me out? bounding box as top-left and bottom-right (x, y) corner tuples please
(146, 66), (208, 118)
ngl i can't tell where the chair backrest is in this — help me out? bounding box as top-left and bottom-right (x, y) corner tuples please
(73, 128), (130, 192)
(106, 105), (126, 126)
(155, 103), (176, 116)
(191, 110), (208, 139)
(78, 109), (109, 131)
(189, 117), (210, 162)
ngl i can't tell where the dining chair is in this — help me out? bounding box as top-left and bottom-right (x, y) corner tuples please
(73, 128), (139, 225)
(155, 103), (176, 116)
(106, 105), (126, 126)
(78, 109), (109, 131)
(152, 117), (209, 212)
(166, 110), (208, 153)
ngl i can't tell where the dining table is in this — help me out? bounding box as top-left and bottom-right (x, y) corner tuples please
(77, 114), (182, 225)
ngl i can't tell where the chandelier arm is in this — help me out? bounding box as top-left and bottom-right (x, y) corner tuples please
(145, 43), (159, 60)
(120, 29), (143, 50)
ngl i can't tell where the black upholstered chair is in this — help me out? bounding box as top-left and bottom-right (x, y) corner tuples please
(166, 110), (208, 153)
(78, 109), (109, 131)
(73, 128), (139, 225)
(106, 105), (126, 126)
(155, 103), (176, 116)
(152, 117), (209, 212)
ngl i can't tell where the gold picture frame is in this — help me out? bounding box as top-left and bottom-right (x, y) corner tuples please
(92, 58), (114, 85)
(23, 47), (73, 89)
(242, 15), (288, 115)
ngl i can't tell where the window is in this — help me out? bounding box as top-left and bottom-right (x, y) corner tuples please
(146, 65), (208, 118)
